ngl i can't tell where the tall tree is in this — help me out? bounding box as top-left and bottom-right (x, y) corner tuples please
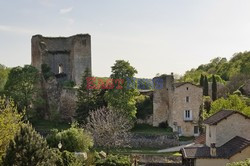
(212, 75), (217, 101)
(2, 124), (58, 166)
(4, 65), (40, 114)
(76, 68), (102, 124)
(0, 64), (10, 92)
(199, 74), (204, 87)
(104, 60), (139, 118)
(203, 75), (209, 96)
(0, 97), (23, 162)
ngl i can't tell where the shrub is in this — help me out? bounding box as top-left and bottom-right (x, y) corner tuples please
(159, 121), (169, 128)
(47, 123), (93, 152)
(2, 124), (58, 166)
(135, 95), (153, 120)
(95, 154), (131, 166)
(227, 158), (250, 166)
(41, 64), (54, 80)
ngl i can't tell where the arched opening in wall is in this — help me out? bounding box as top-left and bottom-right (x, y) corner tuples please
(59, 64), (63, 74)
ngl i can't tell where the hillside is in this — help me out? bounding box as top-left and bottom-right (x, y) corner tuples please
(180, 51), (250, 84)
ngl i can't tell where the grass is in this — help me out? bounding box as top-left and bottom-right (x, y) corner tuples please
(131, 124), (173, 136)
(178, 136), (194, 142)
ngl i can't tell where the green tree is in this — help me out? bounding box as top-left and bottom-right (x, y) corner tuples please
(105, 60), (139, 118)
(0, 96), (23, 162)
(203, 75), (209, 96)
(95, 154), (131, 166)
(4, 65), (40, 115)
(209, 95), (250, 116)
(46, 123), (93, 152)
(135, 95), (153, 119)
(212, 75), (217, 101)
(76, 68), (102, 124)
(2, 124), (58, 166)
(199, 74), (204, 87)
(0, 64), (10, 92)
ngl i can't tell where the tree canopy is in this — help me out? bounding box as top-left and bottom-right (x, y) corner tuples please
(105, 60), (139, 118)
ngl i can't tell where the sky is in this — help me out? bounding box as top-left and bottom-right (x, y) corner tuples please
(1, 0), (250, 78)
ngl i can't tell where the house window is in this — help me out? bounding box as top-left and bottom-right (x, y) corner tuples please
(186, 96), (189, 103)
(186, 87), (189, 90)
(194, 126), (199, 135)
(184, 110), (192, 121)
(59, 64), (63, 74)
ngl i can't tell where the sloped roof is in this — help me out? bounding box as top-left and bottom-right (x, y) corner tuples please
(181, 136), (250, 159)
(174, 82), (201, 88)
(194, 133), (206, 144)
(203, 110), (250, 125)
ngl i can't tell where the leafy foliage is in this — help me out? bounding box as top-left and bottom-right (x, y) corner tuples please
(95, 154), (131, 166)
(206, 95), (250, 118)
(0, 64), (10, 92)
(135, 95), (153, 119)
(105, 60), (139, 118)
(41, 63), (54, 80)
(181, 52), (250, 84)
(227, 158), (250, 166)
(0, 97), (23, 162)
(212, 75), (217, 101)
(76, 68), (105, 124)
(4, 65), (40, 114)
(2, 124), (58, 166)
(203, 75), (209, 96)
(46, 123), (93, 152)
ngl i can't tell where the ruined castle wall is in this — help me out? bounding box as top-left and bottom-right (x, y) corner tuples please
(31, 34), (91, 85)
(153, 75), (174, 127)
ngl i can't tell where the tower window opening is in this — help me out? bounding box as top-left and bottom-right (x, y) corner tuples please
(59, 64), (63, 74)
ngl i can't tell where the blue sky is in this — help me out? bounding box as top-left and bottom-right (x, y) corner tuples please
(1, 0), (250, 78)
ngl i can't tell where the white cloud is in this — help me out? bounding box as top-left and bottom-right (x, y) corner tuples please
(60, 7), (73, 14)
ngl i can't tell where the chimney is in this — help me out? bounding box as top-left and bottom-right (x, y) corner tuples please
(210, 143), (216, 157)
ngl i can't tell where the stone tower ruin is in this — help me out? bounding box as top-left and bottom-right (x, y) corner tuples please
(31, 34), (91, 85)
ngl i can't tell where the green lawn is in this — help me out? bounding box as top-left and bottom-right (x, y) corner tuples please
(131, 124), (173, 136)
(179, 136), (194, 142)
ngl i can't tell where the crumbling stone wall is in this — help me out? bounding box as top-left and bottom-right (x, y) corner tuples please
(31, 34), (91, 85)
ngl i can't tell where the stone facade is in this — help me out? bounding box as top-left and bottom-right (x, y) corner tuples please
(206, 113), (250, 147)
(153, 74), (203, 136)
(32, 34), (91, 85)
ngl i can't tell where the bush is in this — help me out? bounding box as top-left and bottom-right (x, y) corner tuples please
(41, 64), (54, 80)
(95, 154), (131, 166)
(2, 124), (58, 166)
(135, 95), (153, 119)
(47, 123), (93, 152)
(227, 158), (250, 166)
(62, 80), (76, 88)
(61, 150), (83, 166)
(159, 121), (168, 128)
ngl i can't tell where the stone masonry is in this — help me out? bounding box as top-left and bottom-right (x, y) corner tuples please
(153, 74), (203, 136)
(31, 34), (91, 85)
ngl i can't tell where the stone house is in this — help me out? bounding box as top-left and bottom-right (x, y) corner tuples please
(153, 74), (203, 136)
(181, 110), (250, 166)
